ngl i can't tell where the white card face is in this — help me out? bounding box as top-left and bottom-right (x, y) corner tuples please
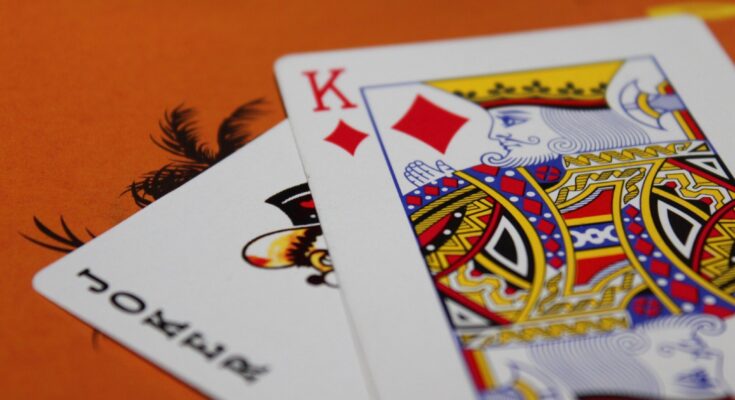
(33, 121), (371, 400)
(276, 17), (735, 400)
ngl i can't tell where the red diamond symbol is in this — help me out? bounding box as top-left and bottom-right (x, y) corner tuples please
(424, 186), (440, 196)
(442, 177), (458, 187)
(632, 297), (662, 317)
(650, 259), (670, 277)
(500, 176), (526, 196)
(634, 239), (653, 255)
(392, 95), (468, 154)
(324, 120), (368, 155)
(535, 165), (561, 182)
(544, 239), (560, 252)
(671, 281), (699, 303)
(523, 198), (542, 215)
(549, 257), (563, 269)
(538, 219), (555, 235)
(704, 304), (733, 318)
(472, 164), (499, 176)
(625, 207), (640, 218)
(628, 223), (644, 235)
(406, 195), (422, 206)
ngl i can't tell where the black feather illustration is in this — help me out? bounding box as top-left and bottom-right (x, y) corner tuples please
(19, 216), (95, 253)
(125, 100), (265, 207)
(23, 100), (265, 250)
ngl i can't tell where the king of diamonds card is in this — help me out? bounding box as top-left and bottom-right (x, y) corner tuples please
(277, 17), (735, 399)
(367, 56), (734, 399)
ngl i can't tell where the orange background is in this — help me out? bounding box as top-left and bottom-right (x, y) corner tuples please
(2, 1), (734, 398)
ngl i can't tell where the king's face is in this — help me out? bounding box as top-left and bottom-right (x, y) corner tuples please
(483, 105), (560, 167)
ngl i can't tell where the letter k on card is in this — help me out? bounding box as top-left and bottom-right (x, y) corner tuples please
(293, 67), (370, 156)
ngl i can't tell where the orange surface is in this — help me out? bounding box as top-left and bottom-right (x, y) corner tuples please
(2, 0), (734, 398)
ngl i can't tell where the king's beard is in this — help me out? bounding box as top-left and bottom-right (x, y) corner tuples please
(481, 148), (558, 168)
(481, 108), (651, 168)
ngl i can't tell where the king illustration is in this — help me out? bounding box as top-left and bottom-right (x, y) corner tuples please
(363, 56), (735, 399)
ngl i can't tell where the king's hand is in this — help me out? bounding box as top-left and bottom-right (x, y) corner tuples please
(404, 160), (455, 187)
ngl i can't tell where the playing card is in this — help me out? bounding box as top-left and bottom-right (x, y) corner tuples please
(276, 17), (735, 399)
(32, 121), (371, 400)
